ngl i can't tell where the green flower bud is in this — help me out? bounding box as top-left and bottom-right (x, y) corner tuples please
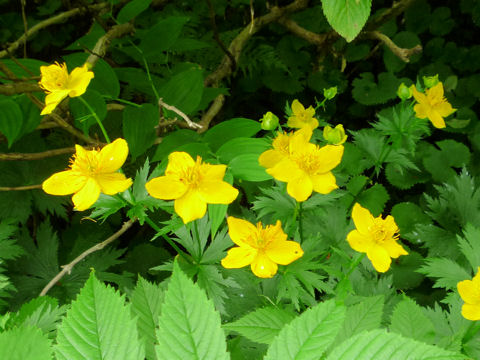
(323, 86), (338, 100)
(323, 124), (347, 145)
(397, 83), (413, 101)
(260, 111), (279, 131)
(423, 74), (439, 88)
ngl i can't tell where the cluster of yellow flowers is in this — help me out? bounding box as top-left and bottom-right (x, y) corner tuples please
(38, 64), (475, 320)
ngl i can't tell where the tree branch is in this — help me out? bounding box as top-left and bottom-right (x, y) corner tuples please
(366, 31), (422, 62)
(0, 184), (42, 191)
(0, 147), (74, 161)
(158, 98), (202, 130)
(40, 219), (136, 296)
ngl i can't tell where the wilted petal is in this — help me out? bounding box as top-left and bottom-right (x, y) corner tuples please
(42, 170), (86, 195)
(146, 176), (187, 200)
(98, 138), (129, 172)
(366, 245), (392, 273)
(221, 247), (257, 269)
(72, 177), (101, 211)
(251, 253), (278, 278)
(96, 172), (132, 195)
(198, 180), (238, 204)
(266, 240), (303, 265)
(174, 190), (207, 223)
(351, 203), (375, 235)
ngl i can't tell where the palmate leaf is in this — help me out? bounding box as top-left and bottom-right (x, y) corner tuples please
(326, 329), (465, 360)
(264, 299), (345, 360)
(0, 326), (52, 360)
(55, 272), (145, 360)
(418, 258), (471, 291)
(457, 224), (480, 271)
(223, 306), (296, 345)
(155, 261), (229, 360)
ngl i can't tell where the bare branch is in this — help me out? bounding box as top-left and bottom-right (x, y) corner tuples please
(0, 184), (42, 191)
(0, 147), (74, 161)
(158, 98), (202, 129)
(366, 31), (422, 63)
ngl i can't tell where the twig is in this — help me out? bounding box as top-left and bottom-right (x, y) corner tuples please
(0, 184), (42, 191)
(20, 0), (28, 58)
(0, 147), (74, 161)
(366, 31), (422, 63)
(277, 17), (328, 47)
(0, 2), (109, 58)
(39, 219), (136, 296)
(197, 94), (225, 133)
(366, 0), (417, 31)
(0, 82), (40, 95)
(158, 98), (202, 129)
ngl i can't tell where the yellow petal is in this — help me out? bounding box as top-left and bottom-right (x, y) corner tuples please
(267, 158), (301, 182)
(259, 149), (285, 169)
(428, 82), (444, 99)
(382, 239), (408, 259)
(96, 172), (132, 195)
(42, 170), (86, 195)
(227, 217), (258, 247)
(436, 101), (455, 117)
(221, 247), (257, 269)
(145, 176), (187, 200)
(200, 163), (227, 181)
(428, 110), (446, 129)
(291, 99), (304, 115)
(174, 190), (207, 223)
(413, 103), (429, 119)
(251, 253), (278, 278)
(311, 172), (338, 194)
(314, 145), (344, 173)
(98, 138), (129, 173)
(266, 240), (303, 265)
(366, 245), (392, 273)
(41, 90), (70, 115)
(461, 303), (480, 321)
(458, 280), (479, 305)
(165, 152), (195, 176)
(347, 230), (372, 253)
(411, 86), (427, 104)
(67, 65), (94, 97)
(351, 203), (375, 235)
(198, 180), (238, 204)
(72, 177), (101, 211)
(286, 173), (313, 202)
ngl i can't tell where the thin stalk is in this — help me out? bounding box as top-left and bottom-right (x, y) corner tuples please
(105, 97), (142, 107)
(144, 217), (190, 262)
(78, 96), (111, 143)
(345, 253), (366, 279)
(298, 201), (304, 242)
(193, 220), (203, 263)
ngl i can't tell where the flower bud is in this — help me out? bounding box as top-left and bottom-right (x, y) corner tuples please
(323, 86), (338, 100)
(323, 124), (347, 145)
(423, 74), (439, 88)
(260, 111), (279, 130)
(397, 83), (413, 101)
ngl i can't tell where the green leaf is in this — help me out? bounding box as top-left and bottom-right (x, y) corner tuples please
(423, 140), (471, 183)
(458, 224), (480, 271)
(418, 258), (471, 290)
(152, 129), (200, 162)
(140, 17), (190, 56)
(224, 307), (295, 345)
(158, 68), (204, 115)
(203, 118), (261, 152)
(130, 276), (164, 360)
(321, 0), (372, 42)
(216, 137), (270, 164)
(55, 271), (145, 360)
(156, 261), (229, 360)
(352, 72), (401, 105)
(0, 326), (52, 360)
(389, 297), (435, 344)
(383, 32), (422, 72)
(391, 251), (425, 290)
(229, 153), (271, 182)
(326, 329), (465, 360)
(356, 183), (389, 216)
(117, 0), (152, 23)
(17, 94), (42, 138)
(391, 202), (431, 237)
(0, 98), (23, 147)
(264, 299), (345, 360)
(332, 295), (384, 348)
(123, 104), (158, 160)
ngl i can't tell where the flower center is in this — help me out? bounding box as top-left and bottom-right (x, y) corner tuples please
(179, 157), (203, 189)
(292, 149), (321, 173)
(42, 65), (69, 91)
(368, 218), (398, 244)
(70, 150), (100, 176)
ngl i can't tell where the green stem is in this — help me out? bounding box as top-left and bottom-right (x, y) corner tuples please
(144, 217), (190, 262)
(193, 220), (203, 263)
(128, 41), (160, 101)
(345, 253), (366, 279)
(298, 201), (304, 242)
(463, 320), (480, 344)
(105, 97), (142, 108)
(78, 96), (111, 143)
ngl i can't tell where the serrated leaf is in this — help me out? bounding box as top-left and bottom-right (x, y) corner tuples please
(264, 299), (345, 360)
(0, 326), (52, 360)
(458, 224), (480, 271)
(156, 261), (229, 360)
(321, 0), (372, 42)
(224, 307), (295, 345)
(390, 297), (435, 344)
(418, 258), (471, 290)
(357, 183), (389, 216)
(327, 329), (464, 360)
(55, 272), (145, 360)
(130, 276), (164, 360)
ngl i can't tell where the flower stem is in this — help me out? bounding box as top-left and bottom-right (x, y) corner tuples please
(345, 253), (366, 279)
(193, 220), (203, 263)
(78, 96), (111, 143)
(144, 217), (190, 262)
(298, 201), (304, 242)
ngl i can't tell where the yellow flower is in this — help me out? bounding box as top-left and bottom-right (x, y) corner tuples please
(263, 130), (343, 202)
(258, 127), (312, 169)
(457, 267), (480, 321)
(347, 203), (408, 273)
(42, 138), (132, 211)
(221, 217), (303, 278)
(145, 152), (238, 224)
(411, 82), (456, 129)
(287, 99), (319, 130)
(323, 124), (347, 145)
(39, 62), (94, 115)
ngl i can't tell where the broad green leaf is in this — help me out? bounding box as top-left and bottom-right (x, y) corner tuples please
(152, 129), (200, 162)
(264, 299), (345, 360)
(352, 72), (402, 105)
(423, 140), (471, 183)
(117, 0), (152, 23)
(0, 59), (45, 77)
(390, 297), (435, 344)
(158, 68), (204, 115)
(0, 326), (52, 360)
(321, 0), (372, 42)
(130, 276), (164, 360)
(327, 329), (464, 360)
(203, 118), (261, 152)
(356, 183), (389, 216)
(55, 272), (145, 360)
(224, 307), (295, 345)
(229, 153), (272, 182)
(17, 94), (41, 138)
(140, 17), (190, 56)
(216, 137), (270, 164)
(123, 104), (158, 160)
(0, 98), (23, 147)
(156, 261), (229, 360)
